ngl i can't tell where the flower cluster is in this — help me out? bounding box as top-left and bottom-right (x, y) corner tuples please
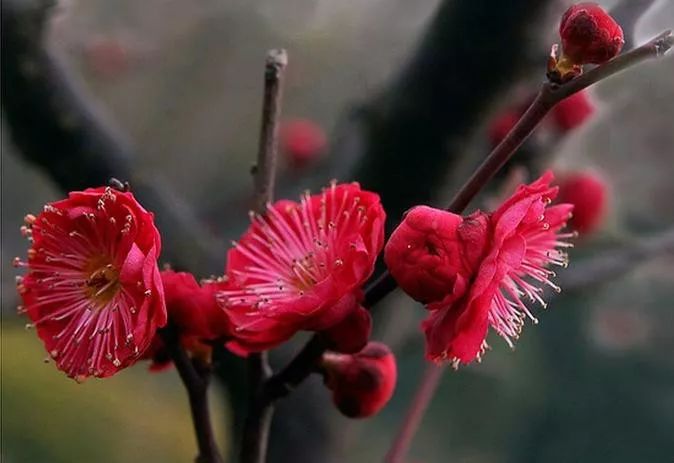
(385, 173), (574, 367)
(15, 187), (166, 380)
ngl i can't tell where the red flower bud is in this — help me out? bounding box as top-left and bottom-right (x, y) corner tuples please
(322, 303), (372, 354)
(321, 342), (397, 418)
(281, 118), (327, 169)
(556, 171), (608, 235)
(384, 206), (486, 304)
(161, 270), (232, 341)
(550, 90), (595, 132)
(560, 3), (624, 65)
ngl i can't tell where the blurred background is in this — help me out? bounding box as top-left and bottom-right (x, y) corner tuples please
(2, 0), (674, 462)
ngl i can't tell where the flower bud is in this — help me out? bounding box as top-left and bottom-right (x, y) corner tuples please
(280, 118), (327, 169)
(384, 206), (477, 304)
(322, 304), (372, 354)
(321, 342), (397, 418)
(556, 171), (608, 235)
(550, 90), (595, 132)
(560, 3), (624, 65)
(161, 270), (231, 341)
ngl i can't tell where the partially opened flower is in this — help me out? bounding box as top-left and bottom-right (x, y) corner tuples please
(384, 206), (485, 304)
(321, 342), (397, 418)
(556, 170), (608, 235)
(15, 187), (166, 380)
(218, 182), (385, 353)
(416, 172), (574, 367)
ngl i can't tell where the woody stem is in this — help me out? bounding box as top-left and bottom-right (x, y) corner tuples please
(384, 364), (443, 463)
(240, 48), (288, 463)
(160, 325), (224, 463)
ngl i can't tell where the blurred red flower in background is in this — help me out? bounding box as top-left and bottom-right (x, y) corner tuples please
(550, 90), (596, 132)
(556, 170), (608, 236)
(280, 118), (327, 169)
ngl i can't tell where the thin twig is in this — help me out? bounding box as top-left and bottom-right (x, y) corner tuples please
(384, 364), (443, 463)
(558, 228), (674, 292)
(160, 326), (224, 463)
(240, 48), (288, 463)
(252, 49), (288, 213)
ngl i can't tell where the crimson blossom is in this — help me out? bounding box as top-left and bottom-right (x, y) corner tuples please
(218, 182), (385, 354)
(385, 172), (574, 367)
(15, 187), (166, 380)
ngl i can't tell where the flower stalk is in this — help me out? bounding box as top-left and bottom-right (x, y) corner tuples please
(160, 325), (224, 463)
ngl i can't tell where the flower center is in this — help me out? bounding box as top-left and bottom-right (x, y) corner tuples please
(84, 257), (120, 307)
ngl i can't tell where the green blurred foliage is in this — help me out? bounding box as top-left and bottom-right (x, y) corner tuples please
(1, 320), (229, 463)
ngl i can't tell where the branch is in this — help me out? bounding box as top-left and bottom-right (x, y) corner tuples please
(159, 326), (224, 463)
(1, 0), (224, 273)
(384, 364), (443, 463)
(264, 30), (674, 455)
(558, 228), (674, 292)
(364, 29), (674, 311)
(240, 48), (287, 463)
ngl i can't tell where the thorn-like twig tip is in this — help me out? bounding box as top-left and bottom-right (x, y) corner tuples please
(654, 30), (674, 56)
(266, 49), (288, 74)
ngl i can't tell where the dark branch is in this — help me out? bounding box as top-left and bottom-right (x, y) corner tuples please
(160, 326), (224, 463)
(240, 49), (287, 463)
(558, 228), (674, 292)
(1, 0), (224, 273)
